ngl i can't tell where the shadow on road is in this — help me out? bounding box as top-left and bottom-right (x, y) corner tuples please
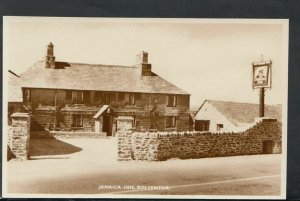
(29, 138), (82, 157)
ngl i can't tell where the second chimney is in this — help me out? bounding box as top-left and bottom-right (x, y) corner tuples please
(136, 51), (152, 76)
(45, 42), (56, 69)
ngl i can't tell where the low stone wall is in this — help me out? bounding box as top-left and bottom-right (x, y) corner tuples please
(118, 119), (282, 161)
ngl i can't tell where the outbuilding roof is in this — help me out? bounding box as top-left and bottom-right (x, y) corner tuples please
(20, 61), (189, 95)
(8, 70), (24, 102)
(196, 100), (282, 124)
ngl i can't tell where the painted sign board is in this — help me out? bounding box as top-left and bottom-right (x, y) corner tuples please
(252, 61), (272, 89)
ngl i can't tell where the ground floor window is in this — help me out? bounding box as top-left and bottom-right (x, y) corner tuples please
(217, 124), (223, 131)
(72, 114), (83, 127)
(165, 116), (176, 128)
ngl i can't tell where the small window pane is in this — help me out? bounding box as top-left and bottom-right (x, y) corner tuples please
(167, 95), (177, 107)
(166, 116), (176, 128)
(72, 114), (83, 127)
(66, 90), (72, 100)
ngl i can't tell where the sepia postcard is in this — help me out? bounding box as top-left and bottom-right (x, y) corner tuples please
(2, 17), (288, 199)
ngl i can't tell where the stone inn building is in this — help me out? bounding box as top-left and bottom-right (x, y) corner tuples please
(8, 43), (190, 136)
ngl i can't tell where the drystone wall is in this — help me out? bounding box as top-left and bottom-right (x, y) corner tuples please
(118, 119), (282, 161)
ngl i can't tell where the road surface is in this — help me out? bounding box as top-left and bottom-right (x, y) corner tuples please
(5, 138), (282, 197)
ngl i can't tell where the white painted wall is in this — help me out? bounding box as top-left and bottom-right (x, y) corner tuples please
(194, 101), (239, 132)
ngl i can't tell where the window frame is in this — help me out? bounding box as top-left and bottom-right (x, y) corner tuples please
(166, 95), (177, 107)
(165, 116), (177, 128)
(71, 114), (83, 127)
(217, 124), (224, 131)
(66, 90), (72, 101)
(129, 93), (135, 105)
(95, 92), (110, 105)
(71, 91), (84, 104)
(125, 93), (135, 105)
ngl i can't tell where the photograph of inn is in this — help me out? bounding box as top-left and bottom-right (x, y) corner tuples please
(3, 17), (288, 199)
(194, 100), (282, 132)
(9, 42), (190, 136)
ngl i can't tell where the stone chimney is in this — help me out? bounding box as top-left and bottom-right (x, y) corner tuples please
(45, 42), (56, 69)
(136, 51), (152, 76)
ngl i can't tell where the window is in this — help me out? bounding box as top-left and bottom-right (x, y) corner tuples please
(195, 120), (210, 131)
(118, 93), (125, 101)
(110, 93), (116, 102)
(217, 124), (223, 131)
(165, 116), (176, 128)
(125, 93), (135, 105)
(72, 91), (84, 104)
(96, 92), (110, 104)
(129, 94), (135, 105)
(66, 90), (72, 101)
(135, 93), (141, 101)
(23, 89), (31, 102)
(72, 114), (83, 127)
(166, 95), (177, 107)
(83, 91), (90, 103)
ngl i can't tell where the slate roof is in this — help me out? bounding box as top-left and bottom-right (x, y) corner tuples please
(8, 70), (24, 102)
(20, 61), (188, 95)
(197, 100), (282, 125)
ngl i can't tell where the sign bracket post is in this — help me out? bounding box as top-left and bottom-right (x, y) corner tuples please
(252, 57), (272, 118)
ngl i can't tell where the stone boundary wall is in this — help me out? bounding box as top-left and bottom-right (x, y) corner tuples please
(8, 113), (31, 161)
(117, 116), (134, 161)
(118, 119), (282, 161)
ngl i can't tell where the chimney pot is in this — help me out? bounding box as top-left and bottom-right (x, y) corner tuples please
(45, 42), (55, 69)
(136, 51), (152, 76)
(136, 51), (148, 64)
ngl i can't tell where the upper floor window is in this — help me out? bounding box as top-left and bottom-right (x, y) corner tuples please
(125, 93), (135, 105)
(96, 92), (110, 104)
(23, 89), (31, 102)
(72, 91), (84, 104)
(166, 95), (177, 107)
(165, 116), (176, 128)
(66, 90), (72, 101)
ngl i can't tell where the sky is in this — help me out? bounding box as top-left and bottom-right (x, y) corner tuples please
(3, 17), (288, 109)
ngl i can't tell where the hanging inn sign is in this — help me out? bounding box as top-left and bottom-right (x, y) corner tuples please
(252, 57), (272, 117)
(252, 59), (272, 89)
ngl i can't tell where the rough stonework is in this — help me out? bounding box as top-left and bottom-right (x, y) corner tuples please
(117, 118), (282, 161)
(8, 113), (31, 161)
(117, 116), (134, 161)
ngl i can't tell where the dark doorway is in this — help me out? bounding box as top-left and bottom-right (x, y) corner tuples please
(262, 140), (274, 154)
(195, 120), (210, 131)
(102, 115), (112, 136)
